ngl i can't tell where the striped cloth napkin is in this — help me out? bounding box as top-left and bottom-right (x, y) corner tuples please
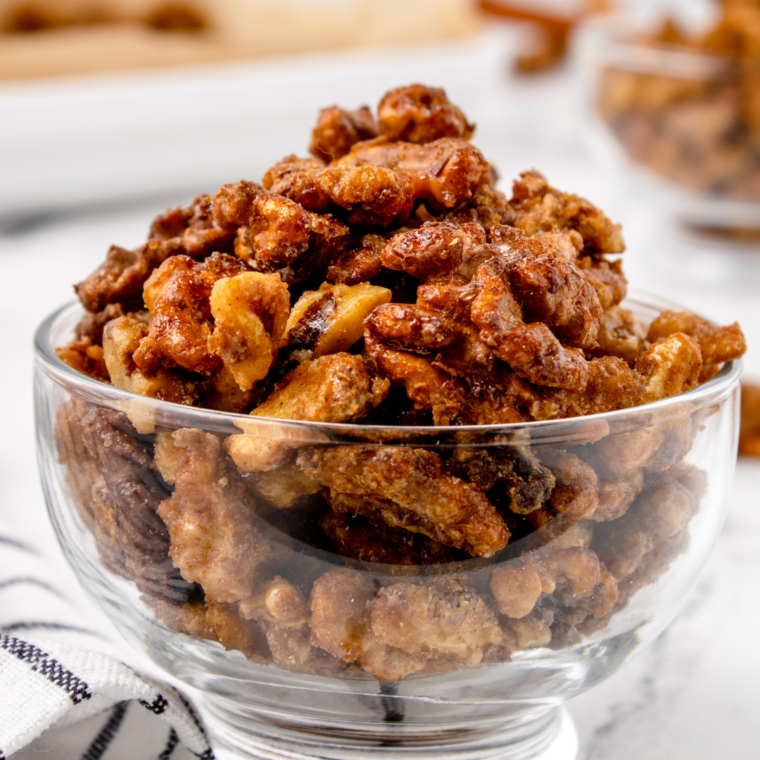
(0, 529), (216, 759)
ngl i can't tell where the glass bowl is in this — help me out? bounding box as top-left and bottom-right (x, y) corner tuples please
(578, 11), (760, 234)
(34, 292), (741, 760)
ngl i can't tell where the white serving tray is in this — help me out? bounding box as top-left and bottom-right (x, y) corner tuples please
(0, 30), (511, 220)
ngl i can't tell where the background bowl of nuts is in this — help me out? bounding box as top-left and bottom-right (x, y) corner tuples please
(33, 84), (747, 759)
(580, 3), (760, 235)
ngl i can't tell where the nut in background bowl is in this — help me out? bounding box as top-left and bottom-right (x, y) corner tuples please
(577, 11), (760, 234)
(33, 291), (741, 759)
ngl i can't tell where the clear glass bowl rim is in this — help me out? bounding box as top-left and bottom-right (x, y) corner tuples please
(34, 289), (743, 441)
(578, 10), (753, 78)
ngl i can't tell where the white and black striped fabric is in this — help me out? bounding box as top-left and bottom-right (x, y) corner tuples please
(0, 529), (215, 759)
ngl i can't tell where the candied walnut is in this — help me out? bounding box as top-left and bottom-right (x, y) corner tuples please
(443, 183), (515, 230)
(261, 159), (331, 213)
(507, 170), (625, 254)
(493, 323), (590, 393)
(490, 561), (543, 619)
(56, 337), (109, 381)
(452, 442), (556, 515)
(310, 105), (379, 162)
(155, 429), (271, 604)
(578, 257), (627, 310)
(490, 545), (611, 622)
(249, 353), (387, 423)
(593, 305), (646, 365)
(593, 470), (644, 522)
(238, 577), (322, 671)
(507, 608), (554, 649)
(147, 598), (214, 641)
(206, 602), (269, 661)
(377, 84), (475, 143)
(594, 479), (696, 580)
(310, 569), (428, 680)
(326, 234), (385, 284)
(315, 165), (417, 228)
(321, 508), (464, 566)
(381, 220), (488, 279)
(740, 381), (760, 457)
(504, 244), (603, 348)
(364, 336), (467, 425)
(208, 272), (290, 391)
(298, 445), (510, 557)
(286, 282), (391, 359)
(198, 366), (258, 414)
(77, 195), (233, 314)
(636, 333), (702, 403)
(365, 303), (454, 354)
(249, 193), (313, 267)
(226, 354), (387, 472)
(103, 316), (199, 406)
(369, 578), (504, 668)
(538, 449), (598, 521)
(530, 356), (645, 421)
(133, 253), (249, 375)
(336, 137), (491, 211)
(66, 404), (197, 603)
(647, 310), (747, 366)
(74, 303), (127, 345)
(247, 462), (320, 509)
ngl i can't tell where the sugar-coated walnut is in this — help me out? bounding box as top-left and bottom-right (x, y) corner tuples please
(490, 545), (613, 622)
(647, 310), (747, 366)
(77, 195), (233, 314)
(56, 337), (109, 381)
(336, 137), (491, 211)
(102, 316), (199, 420)
(326, 234), (385, 284)
(593, 470), (644, 522)
(369, 578), (504, 668)
(298, 445), (510, 557)
(636, 333), (702, 403)
(380, 220), (487, 279)
(250, 353), (387, 423)
(594, 479), (696, 580)
(538, 449), (599, 521)
(577, 257), (627, 310)
(205, 602), (269, 662)
(208, 272), (290, 391)
(310, 105), (379, 162)
(226, 354), (387, 472)
(133, 253), (250, 375)
(530, 356), (645, 421)
(594, 305), (646, 365)
(155, 429), (271, 604)
(378, 84), (475, 143)
(309, 569), (428, 680)
(61, 402), (198, 603)
(364, 335), (467, 425)
(365, 302), (454, 354)
(507, 170), (625, 254)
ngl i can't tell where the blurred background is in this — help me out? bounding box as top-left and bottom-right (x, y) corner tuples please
(1, 1), (759, 758)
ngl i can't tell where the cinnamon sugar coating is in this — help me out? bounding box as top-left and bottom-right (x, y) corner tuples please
(54, 83), (745, 680)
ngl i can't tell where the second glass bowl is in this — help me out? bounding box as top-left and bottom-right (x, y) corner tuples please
(579, 12), (760, 234)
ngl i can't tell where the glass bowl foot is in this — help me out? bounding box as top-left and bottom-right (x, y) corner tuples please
(201, 694), (577, 760)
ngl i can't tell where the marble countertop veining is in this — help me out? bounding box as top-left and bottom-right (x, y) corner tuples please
(1, 43), (758, 758)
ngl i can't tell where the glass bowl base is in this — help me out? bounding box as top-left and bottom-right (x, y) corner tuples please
(201, 696), (578, 760)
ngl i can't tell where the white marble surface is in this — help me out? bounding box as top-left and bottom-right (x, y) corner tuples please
(1, 34), (758, 759)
